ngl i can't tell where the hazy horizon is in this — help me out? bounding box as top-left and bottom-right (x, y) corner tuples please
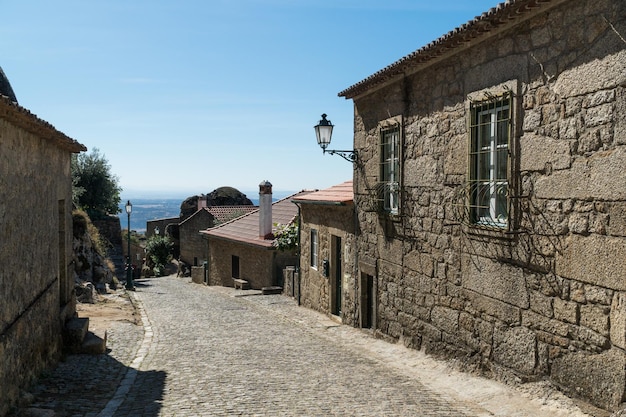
(120, 188), (303, 201)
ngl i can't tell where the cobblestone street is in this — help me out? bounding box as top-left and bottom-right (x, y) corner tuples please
(24, 275), (598, 416)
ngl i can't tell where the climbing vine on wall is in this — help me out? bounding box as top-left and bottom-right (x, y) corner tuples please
(273, 220), (299, 252)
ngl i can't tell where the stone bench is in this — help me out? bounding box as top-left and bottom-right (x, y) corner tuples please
(233, 278), (250, 290)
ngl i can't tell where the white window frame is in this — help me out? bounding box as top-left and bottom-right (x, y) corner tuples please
(469, 96), (510, 228)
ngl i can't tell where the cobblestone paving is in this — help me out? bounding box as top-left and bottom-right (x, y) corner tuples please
(25, 306), (143, 417)
(20, 275), (597, 417)
(111, 277), (478, 417)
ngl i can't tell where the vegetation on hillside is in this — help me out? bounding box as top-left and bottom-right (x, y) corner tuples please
(73, 209), (109, 256)
(72, 148), (122, 219)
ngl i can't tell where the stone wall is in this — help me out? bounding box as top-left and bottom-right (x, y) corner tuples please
(0, 119), (77, 415)
(299, 204), (356, 323)
(207, 239), (275, 289)
(350, 0), (626, 410)
(179, 210), (214, 266)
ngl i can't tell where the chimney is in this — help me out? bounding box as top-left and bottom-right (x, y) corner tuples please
(197, 194), (207, 210)
(259, 180), (273, 239)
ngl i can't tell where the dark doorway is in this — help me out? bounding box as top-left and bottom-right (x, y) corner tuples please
(331, 236), (342, 316)
(361, 273), (375, 329)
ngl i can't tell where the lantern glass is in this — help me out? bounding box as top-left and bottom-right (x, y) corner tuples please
(314, 114), (333, 150)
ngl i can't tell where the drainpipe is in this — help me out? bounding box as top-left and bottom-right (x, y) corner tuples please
(292, 202), (302, 306)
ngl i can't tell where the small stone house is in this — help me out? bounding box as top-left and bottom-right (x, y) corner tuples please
(201, 182), (311, 289)
(179, 204), (257, 267)
(292, 181), (355, 319)
(338, 0), (626, 411)
(0, 75), (86, 413)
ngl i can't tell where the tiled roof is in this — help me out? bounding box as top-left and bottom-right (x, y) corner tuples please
(339, 0), (563, 99)
(291, 180), (353, 205)
(201, 190), (314, 248)
(206, 205), (258, 224)
(0, 95), (86, 153)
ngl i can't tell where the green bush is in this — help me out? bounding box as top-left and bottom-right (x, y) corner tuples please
(145, 235), (173, 276)
(273, 220), (299, 252)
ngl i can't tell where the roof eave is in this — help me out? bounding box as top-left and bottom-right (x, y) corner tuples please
(338, 0), (568, 100)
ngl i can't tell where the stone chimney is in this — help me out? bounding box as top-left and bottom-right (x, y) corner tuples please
(197, 195), (207, 210)
(259, 180), (273, 239)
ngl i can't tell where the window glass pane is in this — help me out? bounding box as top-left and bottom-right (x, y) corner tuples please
(310, 229), (318, 268)
(496, 108), (509, 148)
(478, 113), (492, 149)
(496, 149), (508, 181)
(495, 185), (508, 223)
(380, 127), (400, 214)
(469, 96), (510, 228)
(477, 150), (490, 181)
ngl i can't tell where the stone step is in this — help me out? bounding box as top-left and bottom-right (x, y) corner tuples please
(63, 317), (89, 349)
(262, 286), (283, 295)
(81, 329), (107, 355)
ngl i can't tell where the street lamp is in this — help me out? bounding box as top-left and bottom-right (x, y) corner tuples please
(314, 113), (358, 163)
(125, 200), (134, 291)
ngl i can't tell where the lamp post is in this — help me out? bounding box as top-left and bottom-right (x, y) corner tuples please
(314, 114), (358, 163)
(125, 200), (134, 291)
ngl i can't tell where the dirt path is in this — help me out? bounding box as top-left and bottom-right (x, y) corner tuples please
(75, 289), (138, 332)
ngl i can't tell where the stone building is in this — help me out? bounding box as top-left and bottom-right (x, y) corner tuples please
(201, 182), (311, 289)
(179, 204), (257, 267)
(337, 0), (626, 411)
(292, 181), (355, 319)
(0, 74), (86, 414)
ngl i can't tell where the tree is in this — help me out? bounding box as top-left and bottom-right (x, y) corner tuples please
(72, 148), (122, 218)
(145, 235), (173, 276)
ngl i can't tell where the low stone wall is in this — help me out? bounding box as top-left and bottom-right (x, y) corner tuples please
(283, 267), (298, 299)
(191, 266), (205, 284)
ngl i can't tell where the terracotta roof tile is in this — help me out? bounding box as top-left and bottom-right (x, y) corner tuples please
(201, 190), (314, 248)
(339, 0), (561, 99)
(291, 180), (353, 205)
(206, 205), (258, 224)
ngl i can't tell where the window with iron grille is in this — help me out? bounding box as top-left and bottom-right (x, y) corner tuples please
(380, 126), (400, 215)
(310, 229), (318, 269)
(469, 95), (511, 228)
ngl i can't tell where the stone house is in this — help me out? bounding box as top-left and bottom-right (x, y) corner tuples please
(179, 204), (257, 268)
(337, 0), (626, 411)
(201, 181), (311, 289)
(292, 181), (355, 319)
(0, 78), (86, 413)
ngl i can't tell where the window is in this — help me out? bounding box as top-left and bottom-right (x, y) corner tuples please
(310, 229), (318, 269)
(469, 96), (511, 228)
(231, 255), (240, 278)
(380, 126), (400, 215)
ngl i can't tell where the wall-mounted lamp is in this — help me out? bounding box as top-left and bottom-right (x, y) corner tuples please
(314, 114), (357, 163)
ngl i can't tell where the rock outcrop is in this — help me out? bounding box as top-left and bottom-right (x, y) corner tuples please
(180, 186), (253, 219)
(72, 210), (117, 299)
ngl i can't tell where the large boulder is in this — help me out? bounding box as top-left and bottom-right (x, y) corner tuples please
(180, 186), (253, 219)
(72, 210), (116, 292)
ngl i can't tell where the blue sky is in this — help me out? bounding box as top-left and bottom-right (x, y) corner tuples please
(2, 0), (499, 199)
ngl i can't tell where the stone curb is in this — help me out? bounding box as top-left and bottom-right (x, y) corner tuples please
(96, 290), (152, 417)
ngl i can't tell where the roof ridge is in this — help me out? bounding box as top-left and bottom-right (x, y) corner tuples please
(339, 0), (562, 98)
